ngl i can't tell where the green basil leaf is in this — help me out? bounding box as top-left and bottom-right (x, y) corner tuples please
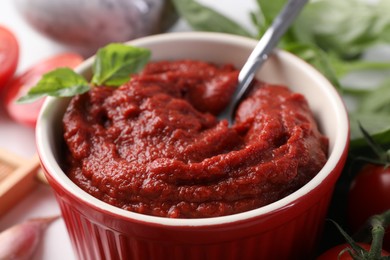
(371, 0), (390, 45)
(171, 0), (253, 37)
(358, 78), (390, 114)
(329, 58), (390, 79)
(256, 0), (285, 25)
(16, 68), (90, 104)
(292, 0), (390, 59)
(349, 112), (390, 153)
(283, 43), (342, 91)
(91, 43), (151, 87)
(255, 0), (304, 44)
(249, 9), (264, 36)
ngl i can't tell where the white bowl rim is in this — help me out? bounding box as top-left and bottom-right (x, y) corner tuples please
(36, 32), (349, 227)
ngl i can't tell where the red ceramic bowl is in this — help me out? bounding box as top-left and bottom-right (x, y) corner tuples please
(36, 32), (349, 260)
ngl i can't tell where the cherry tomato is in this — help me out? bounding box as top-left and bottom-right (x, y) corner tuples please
(347, 164), (390, 250)
(0, 25), (19, 89)
(317, 243), (390, 260)
(3, 53), (83, 127)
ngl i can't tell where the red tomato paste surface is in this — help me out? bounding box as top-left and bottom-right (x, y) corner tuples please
(63, 60), (328, 218)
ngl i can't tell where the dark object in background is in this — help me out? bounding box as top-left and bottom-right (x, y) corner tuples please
(15, 0), (178, 56)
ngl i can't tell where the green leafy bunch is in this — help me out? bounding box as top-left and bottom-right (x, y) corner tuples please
(171, 0), (390, 154)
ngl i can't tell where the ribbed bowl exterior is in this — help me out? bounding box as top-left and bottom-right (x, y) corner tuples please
(44, 162), (343, 260)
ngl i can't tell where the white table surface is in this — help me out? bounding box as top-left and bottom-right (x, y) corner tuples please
(0, 1), (256, 259)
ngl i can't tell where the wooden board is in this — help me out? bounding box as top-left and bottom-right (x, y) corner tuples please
(0, 149), (43, 217)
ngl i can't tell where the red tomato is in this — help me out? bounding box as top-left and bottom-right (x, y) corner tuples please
(0, 25), (19, 89)
(317, 243), (390, 260)
(347, 164), (390, 250)
(3, 53), (83, 127)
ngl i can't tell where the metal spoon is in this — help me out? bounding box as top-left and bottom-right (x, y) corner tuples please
(223, 0), (309, 125)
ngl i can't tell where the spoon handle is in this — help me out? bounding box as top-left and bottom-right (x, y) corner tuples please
(227, 0), (308, 123)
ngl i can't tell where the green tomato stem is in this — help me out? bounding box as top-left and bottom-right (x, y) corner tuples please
(368, 209), (390, 259)
(368, 218), (384, 259)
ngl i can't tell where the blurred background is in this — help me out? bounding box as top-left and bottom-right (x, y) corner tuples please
(1, 0), (390, 259)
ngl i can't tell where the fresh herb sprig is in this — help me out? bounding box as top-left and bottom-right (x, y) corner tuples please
(17, 43), (151, 104)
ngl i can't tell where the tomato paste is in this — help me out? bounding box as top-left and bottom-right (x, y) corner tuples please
(63, 60), (328, 218)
